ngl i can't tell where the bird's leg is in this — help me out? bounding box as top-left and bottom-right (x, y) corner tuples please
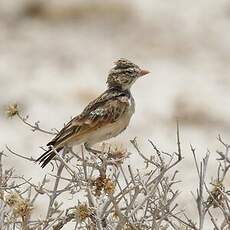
(84, 143), (102, 155)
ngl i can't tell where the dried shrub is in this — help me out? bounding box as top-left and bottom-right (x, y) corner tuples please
(0, 107), (229, 229)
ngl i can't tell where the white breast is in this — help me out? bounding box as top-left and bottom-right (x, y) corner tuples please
(86, 96), (135, 145)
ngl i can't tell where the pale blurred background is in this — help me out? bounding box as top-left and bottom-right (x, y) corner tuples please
(1, 0), (230, 227)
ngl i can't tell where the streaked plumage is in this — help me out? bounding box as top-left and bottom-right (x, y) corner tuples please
(37, 59), (150, 167)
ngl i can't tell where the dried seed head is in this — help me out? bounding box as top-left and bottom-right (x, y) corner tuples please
(14, 199), (32, 218)
(207, 181), (224, 208)
(75, 204), (91, 221)
(6, 104), (19, 118)
(5, 193), (21, 207)
(91, 176), (106, 196)
(5, 192), (32, 218)
(108, 145), (128, 165)
(104, 178), (116, 194)
(91, 176), (116, 196)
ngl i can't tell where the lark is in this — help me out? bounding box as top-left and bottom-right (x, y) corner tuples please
(36, 59), (150, 167)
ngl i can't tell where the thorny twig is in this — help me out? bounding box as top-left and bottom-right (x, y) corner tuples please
(17, 113), (57, 135)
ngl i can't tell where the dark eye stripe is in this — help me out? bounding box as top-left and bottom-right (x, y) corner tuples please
(127, 69), (137, 74)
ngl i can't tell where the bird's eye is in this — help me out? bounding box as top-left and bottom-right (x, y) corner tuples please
(125, 69), (133, 74)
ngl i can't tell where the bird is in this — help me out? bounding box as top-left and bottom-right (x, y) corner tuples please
(36, 58), (150, 168)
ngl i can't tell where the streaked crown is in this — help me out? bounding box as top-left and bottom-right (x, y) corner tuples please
(107, 58), (149, 90)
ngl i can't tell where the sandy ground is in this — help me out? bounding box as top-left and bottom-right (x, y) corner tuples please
(1, 0), (230, 228)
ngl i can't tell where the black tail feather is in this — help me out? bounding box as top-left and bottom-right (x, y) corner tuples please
(36, 147), (62, 168)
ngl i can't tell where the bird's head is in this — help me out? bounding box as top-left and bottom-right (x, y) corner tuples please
(107, 58), (150, 90)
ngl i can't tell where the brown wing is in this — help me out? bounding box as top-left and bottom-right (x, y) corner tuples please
(47, 88), (130, 148)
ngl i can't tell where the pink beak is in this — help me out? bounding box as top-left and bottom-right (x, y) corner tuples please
(140, 69), (150, 76)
